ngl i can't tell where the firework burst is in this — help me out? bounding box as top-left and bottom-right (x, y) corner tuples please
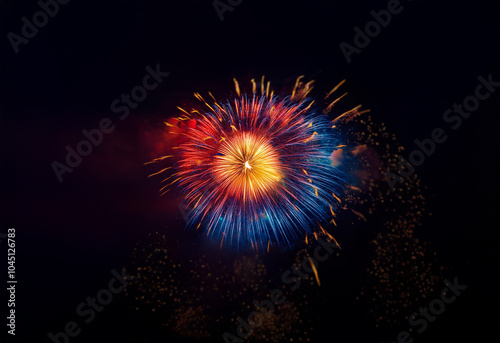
(148, 77), (366, 249)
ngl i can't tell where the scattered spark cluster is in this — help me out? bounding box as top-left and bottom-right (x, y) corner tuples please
(125, 232), (316, 341)
(341, 115), (444, 326)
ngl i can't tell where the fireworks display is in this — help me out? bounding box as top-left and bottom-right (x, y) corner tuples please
(5, 2), (494, 342)
(148, 77), (366, 250)
(139, 76), (444, 338)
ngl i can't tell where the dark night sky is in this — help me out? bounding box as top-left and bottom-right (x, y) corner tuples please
(1, 0), (499, 342)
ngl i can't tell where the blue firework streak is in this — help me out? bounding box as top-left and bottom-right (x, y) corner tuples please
(151, 77), (360, 250)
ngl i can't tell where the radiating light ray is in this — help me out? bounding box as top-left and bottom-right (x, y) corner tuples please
(308, 256), (321, 286)
(325, 79), (346, 99)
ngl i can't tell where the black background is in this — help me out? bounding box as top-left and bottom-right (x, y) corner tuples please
(1, 0), (499, 342)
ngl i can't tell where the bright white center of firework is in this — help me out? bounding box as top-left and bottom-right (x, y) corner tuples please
(213, 132), (282, 201)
